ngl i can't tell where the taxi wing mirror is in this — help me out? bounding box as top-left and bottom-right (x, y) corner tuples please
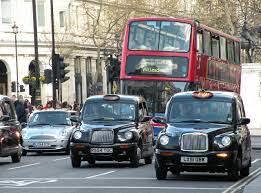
(141, 116), (152, 122)
(70, 115), (81, 123)
(237, 117), (250, 125)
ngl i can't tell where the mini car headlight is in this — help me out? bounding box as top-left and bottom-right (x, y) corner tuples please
(73, 131), (82, 140)
(159, 135), (169, 145)
(221, 136), (231, 147)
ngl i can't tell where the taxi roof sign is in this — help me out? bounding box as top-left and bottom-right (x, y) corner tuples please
(192, 90), (213, 99)
(103, 94), (120, 101)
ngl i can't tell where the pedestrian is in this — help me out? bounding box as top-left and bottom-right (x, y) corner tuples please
(15, 95), (27, 123)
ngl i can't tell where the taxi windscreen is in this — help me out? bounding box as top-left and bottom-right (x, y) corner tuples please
(168, 100), (232, 124)
(82, 101), (136, 122)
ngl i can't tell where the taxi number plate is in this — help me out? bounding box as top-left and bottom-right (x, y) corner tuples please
(90, 148), (113, 154)
(181, 156), (208, 163)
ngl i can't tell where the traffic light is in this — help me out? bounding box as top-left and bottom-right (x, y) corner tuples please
(43, 69), (53, 84)
(57, 54), (70, 83)
(19, 85), (25, 92)
(108, 56), (120, 82)
(11, 81), (16, 92)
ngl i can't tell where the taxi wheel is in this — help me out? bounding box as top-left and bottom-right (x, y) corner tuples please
(71, 155), (81, 168)
(130, 147), (141, 168)
(155, 160), (167, 180)
(87, 159), (96, 165)
(11, 152), (21, 163)
(228, 156), (241, 181)
(144, 156), (153, 164)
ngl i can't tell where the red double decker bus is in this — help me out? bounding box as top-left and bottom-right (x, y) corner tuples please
(120, 17), (241, 114)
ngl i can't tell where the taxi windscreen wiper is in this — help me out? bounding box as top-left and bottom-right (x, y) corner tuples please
(173, 119), (208, 123)
(29, 123), (50, 126)
(89, 117), (114, 121)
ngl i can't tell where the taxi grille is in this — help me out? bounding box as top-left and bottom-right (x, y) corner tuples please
(181, 133), (208, 152)
(91, 130), (114, 144)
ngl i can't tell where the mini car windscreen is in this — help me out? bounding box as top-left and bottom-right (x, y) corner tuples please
(29, 112), (71, 126)
(168, 100), (232, 124)
(82, 101), (136, 122)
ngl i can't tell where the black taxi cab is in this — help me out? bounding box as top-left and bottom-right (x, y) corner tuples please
(154, 91), (251, 180)
(70, 94), (154, 168)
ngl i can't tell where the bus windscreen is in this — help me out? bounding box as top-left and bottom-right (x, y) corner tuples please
(128, 21), (191, 52)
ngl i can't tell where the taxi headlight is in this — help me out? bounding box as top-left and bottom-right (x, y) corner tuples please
(73, 131), (82, 140)
(159, 135), (169, 145)
(221, 136), (231, 147)
(118, 131), (133, 142)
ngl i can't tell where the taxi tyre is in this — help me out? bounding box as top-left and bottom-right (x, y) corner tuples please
(11, 152), (22, 163)
(144, 156), (153, 164)
(130, 147), (141, 168)
(228, 155), (241, 181)
(71, 154), (81, 168)
(87, 159), (96, 165)
(170, 168), (180, 176)
(240, 159), (251, 177)
(155, 159), (167, 180)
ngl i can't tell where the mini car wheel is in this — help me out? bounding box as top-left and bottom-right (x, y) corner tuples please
(155, 159), (167, 180)
(11, 152), (21, 163)
(144, 156), (153, 164)
(240, 166), (250, 177)
(71, 155), (81, 168)
(130, 147), (141, 168)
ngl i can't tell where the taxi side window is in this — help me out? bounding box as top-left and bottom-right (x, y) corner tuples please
(138, 103), (144, 120)
(142, 102), (148, 116)
(236, 99), (244, 121)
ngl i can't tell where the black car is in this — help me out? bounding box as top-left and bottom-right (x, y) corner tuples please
(154, 90), (251, 180)
(70, 94), (154, 168)
(0, 95), (22, 163)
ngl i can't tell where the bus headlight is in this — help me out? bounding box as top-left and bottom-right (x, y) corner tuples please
(73, 131), (82, 140)
(159, 135), (169, 145)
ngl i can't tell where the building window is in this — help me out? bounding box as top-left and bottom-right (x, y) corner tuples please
(59, 11), (65, 27)
(37, 1), (45, 26)
(1, 0), (11, 24)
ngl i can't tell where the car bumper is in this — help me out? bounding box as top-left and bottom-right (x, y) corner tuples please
(155, 149), (237, 172)
(70, 142), (138, 161)
(23, 139), (69, 152)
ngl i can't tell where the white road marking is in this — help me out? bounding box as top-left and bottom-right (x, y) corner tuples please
(0, 186), (226, 190)
(53, 157), (70, 162)
(251, 159), (260, 164)
(85, 170), (116, 179)
(7, 163), (40, 170)
(222, 167), (261, 193)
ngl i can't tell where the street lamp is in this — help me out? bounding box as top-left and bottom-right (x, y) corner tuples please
(12, 22), (19, 98)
